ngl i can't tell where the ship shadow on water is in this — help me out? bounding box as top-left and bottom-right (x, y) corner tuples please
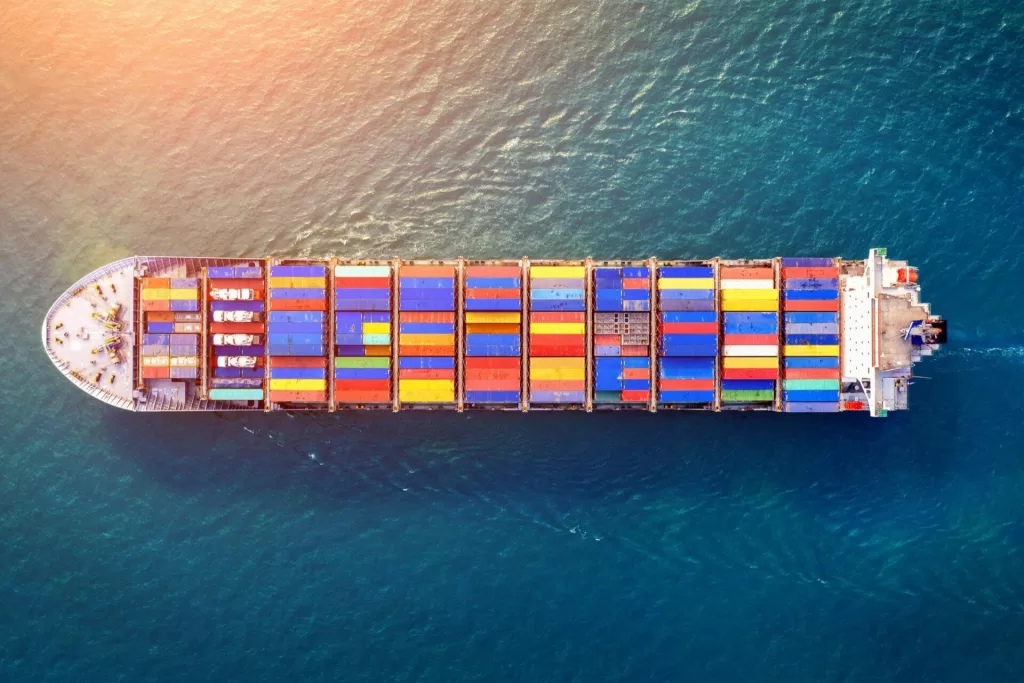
(97, 346), (1013, 511)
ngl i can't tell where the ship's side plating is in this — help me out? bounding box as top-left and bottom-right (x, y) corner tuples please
(41, 250), (944, 415)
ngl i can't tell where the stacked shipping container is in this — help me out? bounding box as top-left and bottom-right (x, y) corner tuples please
(334, 265), (393, 405)
(463, 264), (522, 405)
(528, 265), (586, 404)
(267, 265), (329, 404)
(719, 265), (779, 406)
(657, 265), (716, 405)
(593, 266), (651, 404)
(141, 277), (201, 382)
(781, 258), (841, 412)
(207, 265), (265, 401)
(398, 265), (457, 404)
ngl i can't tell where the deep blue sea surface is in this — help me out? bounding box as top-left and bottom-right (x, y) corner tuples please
(2, 0), (1024, 680)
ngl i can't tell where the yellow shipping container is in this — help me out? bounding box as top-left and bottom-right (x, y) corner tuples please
(466, 312), (521, 323)
(658, 278), (714, 290)
(720, 289), (779, 300)
(269, 276), (324, 288)
(529, 322), (585, 335)
(529, 367), (585, 381)
(531, 266), (585, 279)
(141, 288), (170, 300)
(530, 357), (585, 369)
(362, 322), (391, 334)
(783, 345), (840, 357)
(399, 380), (455, 403)
(399, 333), (455, 346)
(142, 356), (170, 367)
(723, 357), (779, 369)
(169, 356), (198, 367)
(168, 289), (198, 300)
(269, 379), (327, 391)
(721, 300), (779, 312)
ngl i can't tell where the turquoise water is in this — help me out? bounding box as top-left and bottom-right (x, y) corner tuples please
(2, 0), (1024, 679)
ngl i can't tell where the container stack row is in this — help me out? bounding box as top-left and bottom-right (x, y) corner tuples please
(141, 277), (201, 382)
(593, 266), (651, 404)
(719, 266), (778, 406)
(781, 258), (841, 412)
(464, 265), (522, 405)
(267, 265), (329, 404)
(334, 265), (392, 405)
(528, 265), (586, 405)
(657, 266), (716, 405)
(398, 265), (457, 404)
(206, 265), (265, 401)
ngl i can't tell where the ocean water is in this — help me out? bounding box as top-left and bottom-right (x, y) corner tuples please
(2, 0), (1023, 679)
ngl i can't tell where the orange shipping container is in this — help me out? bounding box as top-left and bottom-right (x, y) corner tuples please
(142, 300), (171, 312)
(466, 323), (520, 334)
(142, 277), (170, 288)
(269, 390), (327, 403)
(784, 299), (839, 312)
(147, 312), (176, 322)
(465, 265), (521, 278)
(530, 379), (585, 391)
(335, 390), (391, 403)
(781, 267), (838, 279)
(466, 289), (520, 299)
(268, 299), (326, 311)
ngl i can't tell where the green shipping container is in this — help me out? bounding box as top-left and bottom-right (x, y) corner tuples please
(335, 357), (390, 369)
(594, 391), (622, 403)
(209, 388), (265, 401)
(782, 379), (841, 390)
(721, 389), (774, 402)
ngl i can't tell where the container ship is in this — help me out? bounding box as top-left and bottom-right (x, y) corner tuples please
(41, 249), (945, 416)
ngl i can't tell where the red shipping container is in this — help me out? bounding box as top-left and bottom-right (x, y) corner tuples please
(334, 276), (390, 288)
(398, 368), (455, 380)
(723, 334), (778, 346)
(660, 322), (717, 334)
(719, 266), (773, 280)
(622, 368), (649, 380)
(334, 379), (390, 392)
(529, 312), (585, 322)
(399, 311), (455, 323)
(467, 288), (520, 299)
(529, 334), (583, 347)
(659, 379), (715, 391)
(335, 391), (391, 403)
(781, 267), (838, 279)
(210, 322), (265, 334)
(269, 390), (326, 403)
(400, 266), (455, 278)
(622, 278), (648, 289)
(843, 401), (867, 410)
(269, 299), (325, 311)
(466, 379), (520, 391)
(399, 345), (454, 357)
(210, 278), (267, 290)
(783, 299), (839, 312)
(529, 345), (585, 357)
(785, 368), (841, 380)
(620, 390), (650, 402)
(142, 300), (171, 312)
(466, 265), (521, 278)
(620, 346), (649, 356)
(465, 357), (519, 370)
(721, 368), (777, 380)
(593, 334), (622, 346)
(142, 367), (171, 379)
(466, 369), (520, 381)
(270, 356), (325, 368)
(531, 379), (585, 391)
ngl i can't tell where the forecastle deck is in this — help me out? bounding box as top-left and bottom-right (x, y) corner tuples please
(42, 249), (945, 417)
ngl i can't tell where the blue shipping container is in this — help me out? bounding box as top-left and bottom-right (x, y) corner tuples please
(659, 267), (712, 278)
(211, 301), (264, 312)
